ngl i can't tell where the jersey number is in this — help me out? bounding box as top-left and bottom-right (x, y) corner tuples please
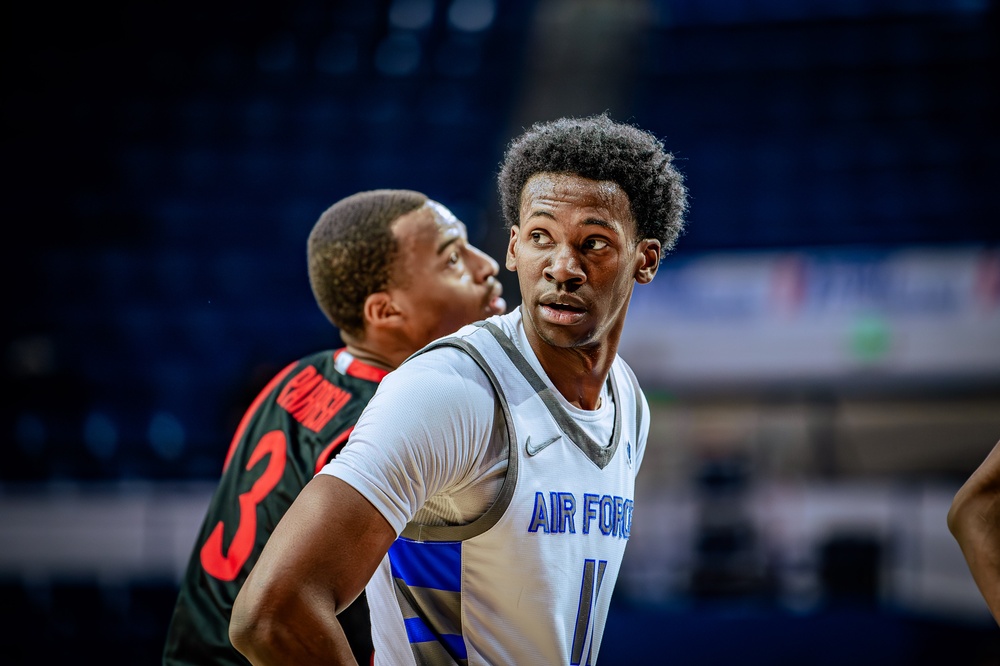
(199, 430), (287, 581)
(570, 558), (607, 666)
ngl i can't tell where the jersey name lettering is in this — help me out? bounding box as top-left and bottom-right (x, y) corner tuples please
(527, 491), (633, 538)
(276, 365), (351, 432)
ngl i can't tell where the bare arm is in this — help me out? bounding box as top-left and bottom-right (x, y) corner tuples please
(947, 439), (1000, 626)
(230, 474), (397, 664)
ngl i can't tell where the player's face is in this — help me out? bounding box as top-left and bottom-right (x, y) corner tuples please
(506, 172), (659, 353)
(391, 200), (505, 345)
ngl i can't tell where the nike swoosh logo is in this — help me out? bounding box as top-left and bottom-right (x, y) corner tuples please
(525, 435), (561, 456)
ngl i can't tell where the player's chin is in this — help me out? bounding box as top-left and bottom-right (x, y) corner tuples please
(535, 319), (596, 349)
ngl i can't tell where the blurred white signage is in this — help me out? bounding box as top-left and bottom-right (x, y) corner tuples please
(621, 245), (1000, 390)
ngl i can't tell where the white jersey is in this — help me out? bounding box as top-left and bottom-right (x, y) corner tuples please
(322, 309), (649, 665)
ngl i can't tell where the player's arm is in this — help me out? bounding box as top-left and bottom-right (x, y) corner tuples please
(947, 439), (1000, 626)
(230, 473), (396, 665)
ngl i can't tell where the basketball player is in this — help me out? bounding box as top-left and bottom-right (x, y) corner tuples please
(162, 190), (506, 665)
(948, 438), (1000, 626)
(230, 114), (689, 665)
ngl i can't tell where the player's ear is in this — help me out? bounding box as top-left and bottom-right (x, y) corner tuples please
(634, 239), (661, 285)
(363, 291), (404, 330)
(505, 225), (520, 272)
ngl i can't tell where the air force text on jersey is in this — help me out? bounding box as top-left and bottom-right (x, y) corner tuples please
(527, 491), (634, 538)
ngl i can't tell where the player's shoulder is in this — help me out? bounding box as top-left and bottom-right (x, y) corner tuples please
(385, 337), (497, 406)
(395, 343), (486, 383)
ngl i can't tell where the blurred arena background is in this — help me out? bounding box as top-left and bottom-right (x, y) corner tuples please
(3, 0), (999, 663)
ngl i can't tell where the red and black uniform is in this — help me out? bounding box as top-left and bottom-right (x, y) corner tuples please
(163, 349), (388, 666)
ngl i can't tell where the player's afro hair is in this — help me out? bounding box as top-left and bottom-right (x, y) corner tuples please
(308, 189), (427, 338)
(498, 114), (688, 253)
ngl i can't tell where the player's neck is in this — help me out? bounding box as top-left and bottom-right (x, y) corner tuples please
(341, 334), (400, 372)
(531, 340), (617, 410)
(543, 352), (613, 410)
(524, 316), (623, 411)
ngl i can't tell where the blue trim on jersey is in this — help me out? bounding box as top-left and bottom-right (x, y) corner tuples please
(403, 616), (436, 642)
(403, 618), (468, 659)
(389, 538), (462, 592)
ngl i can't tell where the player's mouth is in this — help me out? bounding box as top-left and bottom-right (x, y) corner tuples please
(539, 297), (587, 325)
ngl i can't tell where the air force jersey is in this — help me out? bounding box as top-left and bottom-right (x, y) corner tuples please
(322, 308), (649, 665)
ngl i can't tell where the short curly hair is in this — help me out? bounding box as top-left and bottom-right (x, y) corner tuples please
(308, 189), (427, 338)
(498, 114), (688, 253)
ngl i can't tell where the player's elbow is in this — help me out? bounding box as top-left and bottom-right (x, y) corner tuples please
(947, 494), (963, 538)
(948, 477), (984, 542)
(229, 583), (280, 662)
(948, 485), (975, 543)
(229, 601), (260, 661)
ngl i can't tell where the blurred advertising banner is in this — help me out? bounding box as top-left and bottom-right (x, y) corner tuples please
(621, 245), (1000, 391)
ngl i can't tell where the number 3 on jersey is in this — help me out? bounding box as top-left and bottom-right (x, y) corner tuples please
(199, 430), (287, 581)
(571, 558), (608, 666)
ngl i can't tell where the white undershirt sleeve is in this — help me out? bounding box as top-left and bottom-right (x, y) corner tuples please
(318, 346), (498, 535)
